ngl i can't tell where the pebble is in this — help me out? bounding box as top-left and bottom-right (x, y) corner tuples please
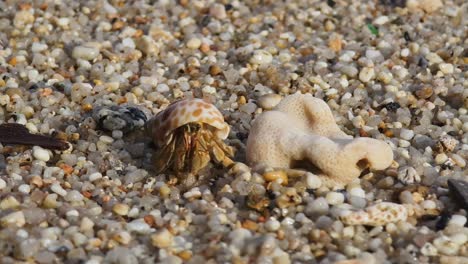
(258, 94), (282, 110)
(400, 129), (414, 140)
(306, 197), (329, 215)
(114, 231), (132, 245)
(250, 50), (273, 65)
(127, 219), (152, 234)
(186, 38), (202, 50)
(43, 194), (59, 208)
(305, 173), (322, 189)
(51, 183), (67, 196)
(421, 242), (438, 256)
(263, 170), (288, 185)
(210, 3), (227, 19)
(433, 236), (459, 255)
(326, 192), (345, 205)
(31, 42), (48, 53)
(33, 146), (51, 162)
(0, 196), (20, 209)
(348, 187), (365, 198)
(448, 215), (467, 227)
(113, 203), (130, 216)
(435, 153), (448, 164)
(18, 184), (31, 194)
(136, 35), (159, 56)
(151, 228), (173, 248)
(80, 217), (95, 232)
(72, 45), (100, 61)
(88, 172), (103, 182)
(451, 154), (466, 167)
(1, 211), (26, 227)
(265, 218), (281, 232)
(65, 190), (84, 202)
(359, 67), (375, 83)
(438, 63), (454, 74)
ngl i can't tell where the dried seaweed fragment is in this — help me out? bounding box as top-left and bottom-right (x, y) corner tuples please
(0, 123), (69, 150)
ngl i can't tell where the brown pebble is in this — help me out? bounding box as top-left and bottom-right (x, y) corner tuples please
(112, 20), (125, 31)
(242, 219), (258, 231)
(6, 88), (23, 97)
(144, 215), (156, 227)
(178, 250), (192, 261)
(209, 65), (222, 76)
(415, 86), (433, 99)
(263, 170), (288, 185)
(328, 34), (343, 52)
(299, 47), (314, 56)
(200, 43), (210, 53)
(29, 176), (43, 187)
(59, 163), (74, 176)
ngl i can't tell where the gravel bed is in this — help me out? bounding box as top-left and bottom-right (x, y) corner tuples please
(0, 0), (467, 263)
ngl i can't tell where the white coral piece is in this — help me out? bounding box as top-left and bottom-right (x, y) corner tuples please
(340, 202), (408, 226)
(246, 93), (394, 188)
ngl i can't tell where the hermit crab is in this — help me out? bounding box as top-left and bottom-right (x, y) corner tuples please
(145, 98), (235, 185)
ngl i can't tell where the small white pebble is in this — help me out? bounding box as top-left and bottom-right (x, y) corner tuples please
(18, 184), (30, 194)
(66, 209), (80, 218)
(151, 228), (173, 248)
(435, 153), (448, 165)
(400, 129), (414, 140)
(156, 83), (170, 93)
(265, 218), (281, 232)
(348, 187), (366, 198)
(99, 135), (114, 144)
(448, 215), (467, 227)
(421, 200), (436, 210)
(451, 154), (466, 167)
(72, 45), (100, 61)
(400, 48), (410, 57)
(51, 183), (67, 196)
(326, 192), (345, 205)
(373, 16), (389, 25)
(33, 146), (50, 162)
(450, 233), (468, 246)
(342, 226), (355, 238)
(421, 242), (438, 256)
(438, 63), (454, 74)
(359, 67), (375, 83)
(88, 172), (103, 182)
(1, 211), (25, 227)
(16, 229), (28, 239)
(113, 203), (130, 216)
(250, 50), (273, 65)
(399, 139), (411, 148)
(186, 38), (202, 49)
(112, 130), (123, 139)
(305, 173), (322, 189)
(122, 38), (135, 49)
(31, 42), (48, 53)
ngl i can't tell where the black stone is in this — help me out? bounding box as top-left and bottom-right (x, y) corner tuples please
(435, 212), (451, 231)
(448, 179), (468, 211)
(383, 102), (401, 112)
(404, 31), (411, 42)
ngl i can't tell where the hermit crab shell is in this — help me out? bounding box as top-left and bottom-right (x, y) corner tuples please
(146, 98), (230, 147)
